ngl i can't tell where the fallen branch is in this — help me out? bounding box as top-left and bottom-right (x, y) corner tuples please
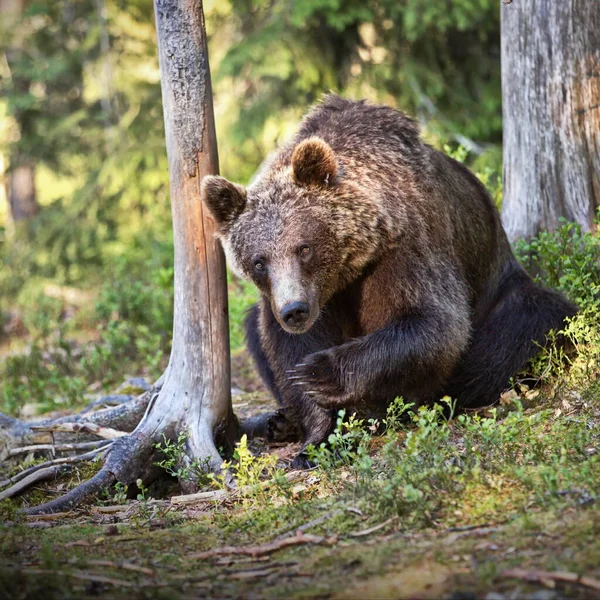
(170, 470), (307, 506)
(31, 422), (127, 440)
(9, 440), (111, 457)
(188, 532), (328, 560)
(24, 511), (74, 521)
(347, 517), (398, 538)
(502, 568), (600, 592)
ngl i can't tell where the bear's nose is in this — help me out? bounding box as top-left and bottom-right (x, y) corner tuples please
(280, 301), (310, 328)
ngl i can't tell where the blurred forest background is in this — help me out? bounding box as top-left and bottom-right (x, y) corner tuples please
(0, 0), (505, 416)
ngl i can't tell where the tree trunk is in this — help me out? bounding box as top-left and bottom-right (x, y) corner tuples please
(5, 161), (39, 222)
(1, 0), (40, 222)
(500, 0), (600, 241)
(136, 0), (236, 471)
(13, 0), (238, 514)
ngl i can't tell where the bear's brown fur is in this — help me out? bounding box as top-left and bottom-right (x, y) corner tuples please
(202, 95), (577, 466)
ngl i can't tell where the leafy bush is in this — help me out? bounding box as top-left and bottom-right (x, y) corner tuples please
(514, 217), (600, 310)
(306, 398), (599, 526)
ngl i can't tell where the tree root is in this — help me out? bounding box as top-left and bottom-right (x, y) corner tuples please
(23, 468), (117, 515)
(22, 431), (158, 514)
(80, 394), (135, 414)
(1, 376), (289, 513)
(0, 390), (151, 461)
(0, 465), (76, 501)
(30, 422), (127, 440)
(0, 444), (111, 498)
(8, 440), (110, 458)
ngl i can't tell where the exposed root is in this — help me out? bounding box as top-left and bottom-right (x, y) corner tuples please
(23, 432), (154, 515)
(3, 375), (284, 513)
(80, 394), (135, 414)
(31, 422), (127, 440)
(9, 440), (110, 458)
(23, 466), (117, 515)
(0, 389), (152, 461)
(0, 444), (111, 498)
(0, 465), (75, 501)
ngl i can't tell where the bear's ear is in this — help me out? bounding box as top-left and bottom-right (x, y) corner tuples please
(201, 175), (247, 233)
(291, 137), (338, 187)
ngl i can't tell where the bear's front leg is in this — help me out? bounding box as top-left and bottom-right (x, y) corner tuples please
(245, 302), (339, 464)
(288, 310), (470, 410)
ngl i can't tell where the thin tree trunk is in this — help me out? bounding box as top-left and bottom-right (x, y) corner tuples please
(16, 0), (237, 514)
(501, 0), (600, 241)
(137, 0), (236, 471)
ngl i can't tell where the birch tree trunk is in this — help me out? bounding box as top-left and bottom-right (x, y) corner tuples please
(501, 0), (600, 241)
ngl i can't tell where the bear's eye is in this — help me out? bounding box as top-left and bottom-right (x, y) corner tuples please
(299, 245), (311, 258)
(253, 259), (266, 272)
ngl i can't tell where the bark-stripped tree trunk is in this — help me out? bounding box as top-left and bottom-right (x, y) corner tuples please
(501, 0), (600, 241)
(136, 0), (236, 474)
(6, 0), (239, 514)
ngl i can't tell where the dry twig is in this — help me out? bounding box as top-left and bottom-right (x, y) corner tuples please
(276, 509), (344, 540)
(188, 532), (328, 560)
(81, 559), (156, 577)
(503, 568), (600, 592)
(347, 517), (398, 538)
(18, 568), (136, 588)
(170, 470), (307, 506)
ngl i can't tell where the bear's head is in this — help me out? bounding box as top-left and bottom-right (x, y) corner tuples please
(201, 137), (384, 334)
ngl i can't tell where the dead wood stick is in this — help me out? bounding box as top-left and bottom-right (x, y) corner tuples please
(9, 440), (111, 457)
(0, 445), (109, 491)
(187, 532), (328, 560)
(24, 511), (74, 521)
(347, 517), (398, 538)
(170, 470), (307, 506)
(31, 422), (127, 440)
(502, 568), (600, 592)
(91, 498), (167, 514)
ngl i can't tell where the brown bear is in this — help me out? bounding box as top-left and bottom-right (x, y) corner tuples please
(201, 94), (577, 466)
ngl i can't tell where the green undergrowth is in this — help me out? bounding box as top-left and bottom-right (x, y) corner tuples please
(2, 357), (600, 598)
(0, 236), (257, 416)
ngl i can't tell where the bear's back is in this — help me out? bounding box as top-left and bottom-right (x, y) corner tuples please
(292, 95), (425, 170)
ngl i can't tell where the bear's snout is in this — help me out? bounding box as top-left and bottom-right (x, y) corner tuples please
(280, 301), (311, 330)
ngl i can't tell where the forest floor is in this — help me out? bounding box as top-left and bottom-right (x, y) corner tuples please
(1, 346), (600, 600)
